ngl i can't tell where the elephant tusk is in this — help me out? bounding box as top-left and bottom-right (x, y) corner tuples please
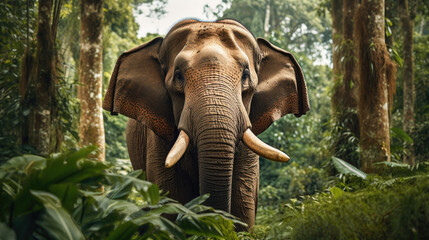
(165, 130), (190, 168)
(242, 129), (290, 162)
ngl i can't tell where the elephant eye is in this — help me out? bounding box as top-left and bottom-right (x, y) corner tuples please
(174, 69), (185, 82)
(173, 69), (185, 92)
(241, 68), (251, 91)
(241, 68), (250, 82)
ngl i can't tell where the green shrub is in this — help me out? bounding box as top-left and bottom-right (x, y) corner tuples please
(258, 162), (326, 208)
(288, 176), (429, 240)
(253, 176), (429, 239)
(0, 146), (244, 239)
(251, 158), (429, 240)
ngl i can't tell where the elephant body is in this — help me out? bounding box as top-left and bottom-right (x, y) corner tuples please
(103, 19), (309, 230)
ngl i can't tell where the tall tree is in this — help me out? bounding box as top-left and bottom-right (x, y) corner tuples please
(341, 0), (358, 111)
(263, 3), (271, 38)
(354, 0), (396, 172)
(399, 0), (418, 165)
(331, 0), (360, 166)
(30, 0), (63, 155)
(331, 0), (342, 106)
(79, 0), (105, 161)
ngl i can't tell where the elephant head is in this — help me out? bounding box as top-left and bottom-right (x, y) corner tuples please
(103, 19), (309, 213)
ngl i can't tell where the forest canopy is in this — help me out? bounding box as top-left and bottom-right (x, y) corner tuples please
(1, 0), (429, 239)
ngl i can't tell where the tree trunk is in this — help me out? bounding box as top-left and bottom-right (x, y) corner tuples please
(331, 0), (359, 166)
(331, 0), (360, 166)
(264, 4), (271, 38)
(354, 0), (396, 172)
(31, 0), (55, 155)
(342, 0), (358, 110)
(79, 0), (105, 161)
(399, 0), (417, 165)
(330, 0), (343, 112)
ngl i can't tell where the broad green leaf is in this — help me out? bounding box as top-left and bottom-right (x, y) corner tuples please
(72, 193), (133, 236)
(149, 217), (185, 240)
(31, 190), (84, 240)
(389, 48), (403, 67)
(0, 222), (16, 240)
(106, 170), (142, 200)
(332, 157), (367, 179)
(37, 147), (107, 186)
(71, 195), (107, 234)
(106, 173), (160, 204)
(1, 179), (21, 200)
(94, 195), (140, 218)
(385, 18), (392, 26)
(0, 155), (46, 179)
(64, 159), (108, 183)
(330, 187), (344, 198)
(178, 215), (224, 238)
(145, 202), (190, 216)
(105, 221), (139, 240)
(48, 183), (79, 212)
(391, 127), (413, 144)
(112, 214), (178, 239)
(184, 193), (210, 208)
(12, 212), (39, 240)
(186, 204), (213, 215)
(211, 209), (246, 226)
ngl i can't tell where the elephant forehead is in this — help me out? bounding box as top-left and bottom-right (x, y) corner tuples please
(176, 43), (248, 70)
(183, 64), (242, 87)
(161, 21), (259, 62)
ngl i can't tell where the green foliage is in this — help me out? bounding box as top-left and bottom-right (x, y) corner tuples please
(104, 112), (129, 161)
(390, 126), (416, 161)
(251, 163), (429, 239)
(390, 12), (429, 164)
(0, 147), (244, 239)
(328, 110), (360, 168)
(413, 121), (429, 163)
(258, 162), (325, 208)
(414, 34), (429, 119)
(288, 177), (429, 240)
(0, 1), (37, 161)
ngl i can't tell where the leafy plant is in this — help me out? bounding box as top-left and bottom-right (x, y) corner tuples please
(331, 156), (367, 179)
(250, 160), (429, 240)
(0, 146), (245, 239)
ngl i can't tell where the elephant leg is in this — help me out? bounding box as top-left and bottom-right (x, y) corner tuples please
(127, 123), (197, 204)
(126, 119), (176, 198)
(232, 142), (259, 231)
(144, 129), (177, 195)
(126, 119), (147, 172)
(146, 129), (200, 204)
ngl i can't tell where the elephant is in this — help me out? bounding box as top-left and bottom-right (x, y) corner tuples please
(103, 19), (309, 230)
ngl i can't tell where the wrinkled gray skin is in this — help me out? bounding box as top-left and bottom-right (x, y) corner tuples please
(103, 19), (309, 230)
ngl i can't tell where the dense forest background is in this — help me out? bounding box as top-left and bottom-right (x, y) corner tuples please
(1, 0), (429, 239)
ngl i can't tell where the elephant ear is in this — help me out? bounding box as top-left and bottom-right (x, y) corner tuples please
(250, 38), (310, 135)
(103, 37), (175, 141)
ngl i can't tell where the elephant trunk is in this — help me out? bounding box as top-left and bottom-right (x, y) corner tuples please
(192, 80), (245, 212)
(197, 126), (236, 212)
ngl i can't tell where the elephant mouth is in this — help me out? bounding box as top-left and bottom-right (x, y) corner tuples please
(164, 128), (289, 168)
